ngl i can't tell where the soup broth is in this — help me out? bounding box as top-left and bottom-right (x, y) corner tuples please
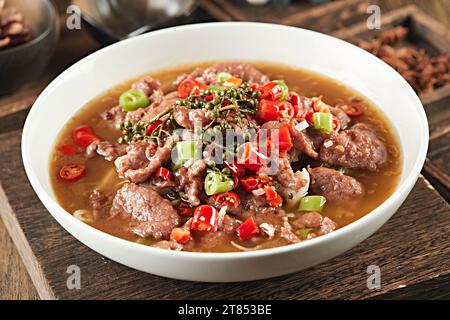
(50, 62), (401, 252)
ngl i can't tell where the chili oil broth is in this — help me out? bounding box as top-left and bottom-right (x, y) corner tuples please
(50, 62), (402, 252)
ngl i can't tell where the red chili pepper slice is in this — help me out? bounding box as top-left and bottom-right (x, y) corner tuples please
(332, 116), (341, 132)
(59, 164), (86, 181)
(239, 143), (266, 172)
(212, 192), (240, 209)
(224, 161), (246, 178)
(146, 120), (162, 135)
(72, 125), (100, 148)
(258, 82), (283, 101)
(276, 125), (293, 151)
(171, 228), (192, 244)
(178, 78), (201, 99)
(269, 194), (283, 208)
(305, 111), (315, 125)
(177, 202), (194, 217)
(191, 205), (219, 232)
(277, 101), (295, 119)
(237, 217), (259, 240)
(155, 167), (173, 181)
(58, 144), (78, 156)
(264, 186), (278, 201)
(240, 176), (260, 192)
(336, 101), (364, 117)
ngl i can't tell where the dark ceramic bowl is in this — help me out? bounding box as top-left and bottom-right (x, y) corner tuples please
(72, 0), (199, 45)
(0, 0), (59, 96)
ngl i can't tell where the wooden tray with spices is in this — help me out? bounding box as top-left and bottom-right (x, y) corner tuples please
(0, 0), (449, 300)
(332, 5), (450, 202)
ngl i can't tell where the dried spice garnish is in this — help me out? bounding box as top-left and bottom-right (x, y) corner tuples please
(359, 26), (450, 96)
(0, 0), (33, 50)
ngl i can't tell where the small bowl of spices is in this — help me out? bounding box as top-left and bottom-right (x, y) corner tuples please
(0, 0), (58, 95)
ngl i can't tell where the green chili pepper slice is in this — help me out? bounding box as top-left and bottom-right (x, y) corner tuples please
(217, 72), (232, 83)
(119, 89), (149, 112)
(313, 112), (333, 133)
(273, 80), (289, 101)
(172, 140), (201, 169)
(204, 171), (234, 196)
(298, 195), (327, 212)
(297, 228), (313, 240)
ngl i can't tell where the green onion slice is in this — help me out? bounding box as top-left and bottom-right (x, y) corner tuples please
(119, 89), (149, 112)
(298, 195), (327, 212)
(313, 112), (333, 133)
(204, 171), (234, 196)
(273, 80), (289, 101)
(217, 72), (232, 83)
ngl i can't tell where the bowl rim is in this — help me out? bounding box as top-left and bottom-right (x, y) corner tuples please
(22, 22), (429, 260)
(0, 0), (57, 56)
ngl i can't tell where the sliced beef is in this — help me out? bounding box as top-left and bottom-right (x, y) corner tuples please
(110, 183), (180, 239)
(89, 190), (111, 220)
(101, 105), (125, 128)
(292, 211), (323, 229)
(86, 140), (127, 161)
(173, 105), (213, 129)
(330, 106), (351, 130)
(275, 158), (306, 191)
(114, 139), (172, 183)
(184, 215), (239, 251)
(291, 128), (319, 159)
(131, 76), (163, 102)
(173, 160), (207, 206)
(292, 212), (337, 236)
(308, 166), (364, 201)
(173, 62), (269, 88)
(231, 191), (286, 226)
(211, 62), (270, 84)
(319, 123), (388, 171)
(279, 227), (300, 243)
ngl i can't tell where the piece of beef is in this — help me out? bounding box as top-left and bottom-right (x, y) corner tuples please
(101, 105), (125, 128)
(291, 128), (319, 159)
(173, 62), (269, 88)
(319, 123), (388, 171)
(173, 105), (213, 129)
(114, 139), (172, 183)
(230, 191), (286, 226)
(211, 62), (270, 84)
(292, 212), (337, 236)
(275, 158), (306, 191)
(184, 215), (239, 251)
(89, 190), (111, 220)
(173, 160), (207, 206)
(110, 183), (180, 239)
(279, 227), (300, 243)
(131, 76), (163, 102)
(308, 166), (364, 201)
(86, 140), (127, 161)
(330, 106), (351, 130)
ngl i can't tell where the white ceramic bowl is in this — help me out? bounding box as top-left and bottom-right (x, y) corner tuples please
(22, 22), (428, 282)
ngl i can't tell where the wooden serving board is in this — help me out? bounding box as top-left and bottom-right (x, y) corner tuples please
(0, 127), (448, 299)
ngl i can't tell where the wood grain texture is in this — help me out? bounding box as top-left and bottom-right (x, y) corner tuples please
(0, 218), (38, 300)
(0, 129), (448, 300)
(201, 0), (372, 34)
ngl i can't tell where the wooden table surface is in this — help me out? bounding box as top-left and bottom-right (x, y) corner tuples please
(0, 0), (449, 300)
